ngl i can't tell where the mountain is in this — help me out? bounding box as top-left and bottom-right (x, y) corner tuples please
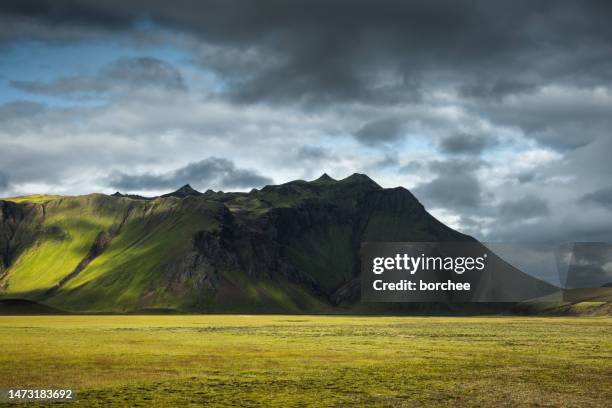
(0, 174), (556, 313)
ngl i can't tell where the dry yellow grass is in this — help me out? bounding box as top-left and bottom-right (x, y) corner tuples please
(0, 315), (610, 407)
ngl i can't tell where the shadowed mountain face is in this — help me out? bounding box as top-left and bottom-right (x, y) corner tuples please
(0, 174), (553, 313)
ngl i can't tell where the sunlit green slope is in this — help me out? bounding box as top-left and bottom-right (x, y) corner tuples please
(1, 191), (331, 312)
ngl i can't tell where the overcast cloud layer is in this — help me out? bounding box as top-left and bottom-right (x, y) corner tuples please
(1, 0), (611, 242)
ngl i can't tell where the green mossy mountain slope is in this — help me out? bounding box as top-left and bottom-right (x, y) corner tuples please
(0, 174), (555, 313)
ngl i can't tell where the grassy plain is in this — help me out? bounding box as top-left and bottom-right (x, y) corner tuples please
(0, 315), (610, 407)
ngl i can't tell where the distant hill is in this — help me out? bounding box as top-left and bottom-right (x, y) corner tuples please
(513, 287), (612, 316)
(1, 174), (559, 313)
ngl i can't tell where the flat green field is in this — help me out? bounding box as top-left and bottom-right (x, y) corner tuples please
(0, 316), (610, 407)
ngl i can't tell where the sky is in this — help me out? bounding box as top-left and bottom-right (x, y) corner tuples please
(1, 0), (612, 244)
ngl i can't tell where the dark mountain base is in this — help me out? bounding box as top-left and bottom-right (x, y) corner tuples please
(0, 299), (68, 315)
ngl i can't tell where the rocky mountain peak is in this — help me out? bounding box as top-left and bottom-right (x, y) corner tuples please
(161, 184), (203, 198)
(340, 173), (382, 189)
(311, 173), (336, 184)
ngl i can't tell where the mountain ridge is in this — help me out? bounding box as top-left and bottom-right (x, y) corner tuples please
(0, 174), (556, 313)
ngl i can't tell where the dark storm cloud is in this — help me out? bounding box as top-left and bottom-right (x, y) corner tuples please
(399, 161), (423, 174)
(414, 160), (484, 209)
(499, 195), (550, 221)
(369, 152), (400, 170)
(415, 175), (482, 209)
(428, 160), (483, 176)
(11, 57), (186, 97)
(479, 90), (612, 150)
(517, 172), (535, 184)
(1, 1), (611, 158)
(296, 146), (332, 161)
(108, 157), (273, 192)
(439, 133), (495, 155)
(100, 57), (186, 90)
(354, 117), (404, 145)
(0, 1), (134, 29)
(3, 1), (612, 107)
(580, 186), (612, 210)
(458, 80), (537, 101)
